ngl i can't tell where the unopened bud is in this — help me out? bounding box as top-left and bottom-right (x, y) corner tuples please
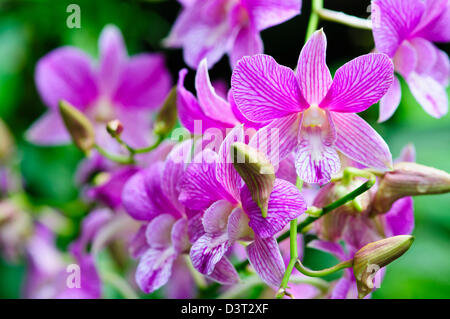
(373, 162), (450, 215)
(232, 142), (275, 218)
(353, 235), (414, 298)
(0, 119), (14, 163)
(59, 100), (95, 154)
(154, 87), (178, 137)
(106, 120), (123, 138)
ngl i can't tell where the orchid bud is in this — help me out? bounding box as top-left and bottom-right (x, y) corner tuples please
(353, 235), (414, 299)
(59, 100), (95, 154)
(106, 119), (124, 138)
(313, 179), (373, 241)
(154, 87), (178, 137)
(232, 142), (275, 218)
(372, 162), (450, 215)
(0, 119), (14, 163)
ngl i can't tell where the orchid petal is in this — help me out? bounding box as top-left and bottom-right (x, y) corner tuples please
(330, 277), (352, 299)
(245, 0), (301, 31)
(413, 0), (450, 42)
(129, 225), (149, 259)
(393, 41), (417, 78)
(26, 111), (72, 145)
(247, 236), (285, 287)
(146, 214), (176, 249)
(229, 25), (263, 68)
(406, 72), (448, 118)
(113, 54), (171, 109)
(232, 54), (307, 122)
(190, 233), (231, 275)
(378, 76), (402, 123)
(430, 49), (450, 86)
(241, 179), (306, 238)
(35, 47), (98, 110)
(332, 112), (393, 170)
(384, 197), (414, 237)
(207, 257), (240, 285)
(409, 38), (438, 75)
(320, 54), (394, 113)
(308, 240), (348, 261)
(171, 219), (190, 254)
(296, 29), (332, 104)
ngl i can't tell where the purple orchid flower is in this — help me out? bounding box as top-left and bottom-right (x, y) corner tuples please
(165, 0), (302, 69)
(122, 140), (204, 295)
(26, 24), (171, 151)
(177, 58), (265, 134)
(231, 30), (394, 185)
(372, 0), (450, 122)
(180, 125), (306, 287)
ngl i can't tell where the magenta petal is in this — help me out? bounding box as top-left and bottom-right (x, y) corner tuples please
(384, 197), (414, 237)
(378, 76), (402, 123)
(247, 236), (285, 287)
(406, 72), (448, 118)
(26, 111), (72, 145)
(122, 169), (154, 221)
(227, 207), (252, 242)
(35, 47), (98, 110)
(135, 248), (177, 294)
(203, 200), (235, 234)
(332, 112), (393, 170)
(397, 143), (416, 163)
(165, 258), (196, 299)
(216, 125), (244, 202)
(409, 38), (437, 75)
(242, 179), (306, 238)
(249, 114), (300, 167)
(129, 225), (149, 259)
(320, 53), (394, 113)
(296, 30), (332, 104)
(98, 25), (127, 96)
(190, 233), (231, 275)
(430, 49), (450, 86)
(146, 214), (176, 249)
(195, 59), (238, 124)
(372, 0), (425, 57)
(171, 219), (190, 253)
(207, 257), (240, 285)
(229, 25), (263, 68)
(246, 0), (301, 31)
(330, 277), (352, 299)
(295, 123), (340, 185)
(113, 53), (171, 109)
(393, 41), (417, 78)
(231, 54), (307, 122)
(413, 0), (450, 42)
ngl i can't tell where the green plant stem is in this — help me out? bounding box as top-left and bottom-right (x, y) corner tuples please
(295, 258), (353, 277)
(132, 135), (164, 154)
(276, 219), (299, 298)
(317, 8), (372, 30)
(305, 0), (323, 41)
(289, 276), (330, 294)
(94, 144), (134, 165)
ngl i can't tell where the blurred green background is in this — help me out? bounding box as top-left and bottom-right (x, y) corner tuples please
(0, 0), (449, 298)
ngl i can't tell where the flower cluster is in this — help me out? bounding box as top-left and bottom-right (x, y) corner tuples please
(2, 0), (450, 300)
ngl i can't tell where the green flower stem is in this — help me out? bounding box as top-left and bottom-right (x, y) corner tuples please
(131, 135), (164, 154)
(101, 271), (139, 299)
(94, 144), (135, 165)
(289, 276), (330, 294)
(317, 8), (372, 30)
(295, 258), (353, 277)
(305, 0), (323, 41)
(276, 219), (299, 298)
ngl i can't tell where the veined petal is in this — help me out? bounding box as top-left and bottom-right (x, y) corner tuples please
(295, 118), (340, 185)
(413, 0), (450, 42)
(244, 0), (301, 31)
(332, 112), (393, 170)
(98, 25), (127, 96)
(177, 69), (232, 133)
(113, 53), (171, 109)
(216, 125), (245, 202)
(372, 0), (425, 57)
(296, 29), (332, 104)
(231, 54), (307, 123)
(203, 200), (235, 234)
(378, 76), (402, 123)
(35, 47), (98, 110)
(320, 54), (394, 113)
(406, 72), (448, 118)
(146, 214), (176, 249)
(249, 114), (301, 167)
(135, 247), (177, 294)
(308, 240), (348, 261)
(247, 236), (285, 287)
(241, 179), (306, 238)
(384, 197), (414, 237)
(228, 89), (267, 129)
(189, 233), (231, 275)
(227, 207), (253, 242)
(179, 150), (233, 210)
(195, 59), (238, 123)
(25, 111), (71, 145)
(207, 257), (240, 285)
(229, 25), (264, 68)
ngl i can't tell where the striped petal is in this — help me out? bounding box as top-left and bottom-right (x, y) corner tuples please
(320, 54), (394, 113)
(231, 54), (307, 122)
(296, 30), (332, 104)
(332, 112), (393, 170)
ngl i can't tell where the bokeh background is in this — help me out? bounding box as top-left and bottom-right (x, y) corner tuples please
(0, 0), (449, 298)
